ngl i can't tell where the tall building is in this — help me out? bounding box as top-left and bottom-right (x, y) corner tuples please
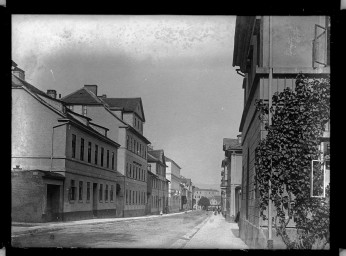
(62, 87), (151, 217)
(232, 16), (330, 248)
(221, 135), (242, 222)
(12, 64), (120, 222)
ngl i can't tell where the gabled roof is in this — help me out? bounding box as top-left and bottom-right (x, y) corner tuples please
(61, 88), (105, 105)
(12, 74), (50, 98)
(223, 138), (242, 151)
(12, 74), (120, 148)
(103, 98), (145, 122)
(165, 156), (182, 169)
(148, 149), (166, 166)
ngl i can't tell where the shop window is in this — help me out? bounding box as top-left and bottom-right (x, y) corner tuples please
(70, 180), (76, 201)
(110, 185), (114, 201)
(99, 184), (103, 201)
(79, 181), (83, 201)
(87, 182), (90, 201)
(105, 185), (108, 202)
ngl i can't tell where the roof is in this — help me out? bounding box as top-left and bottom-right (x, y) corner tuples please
(12, 74), (50, 98)
(102, 98), (145, 121)
(12, 74), (120, 149)
(61, 88), (104, 105)
(164, 156), (182, 169)
(148, 149), (166, 165)
(232, 16), (256, 72)
(31, 170), (65, 180)
(223, 138), (242, 151)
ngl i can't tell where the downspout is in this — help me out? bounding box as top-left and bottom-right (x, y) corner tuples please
(267, 15), (274, 249)
(50, 122), (68, 172)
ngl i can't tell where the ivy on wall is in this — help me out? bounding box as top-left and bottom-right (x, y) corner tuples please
(254, 74), (330, 249)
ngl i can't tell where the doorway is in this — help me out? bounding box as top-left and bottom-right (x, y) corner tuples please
(46, 184), (60, 221)
(93, 183), (98, 217)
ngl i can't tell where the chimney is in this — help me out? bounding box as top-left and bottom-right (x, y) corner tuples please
(237, 134), (242, 144)
(84, 85), (98, 96)
(99, 94), (107, 99)
(59, 94), (61, 99)
(47, 90), (57, 99)
(12, 67), (25, 81)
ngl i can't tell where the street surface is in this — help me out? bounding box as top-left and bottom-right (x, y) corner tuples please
(12, 210), (248, 249)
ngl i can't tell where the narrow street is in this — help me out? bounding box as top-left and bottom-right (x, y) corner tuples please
(11, 210), (248, 249)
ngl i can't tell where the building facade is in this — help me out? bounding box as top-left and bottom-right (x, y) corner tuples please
(180, 177), (193, 210)
(221, 136), (242, 222)
(165, 156), (182, 213)
(193, 188), (220, 210)
(12, 66), (120, 222)
(147, 149), (169, 214)
(62, 87), (151, 217)
(232, 16), (330, 248)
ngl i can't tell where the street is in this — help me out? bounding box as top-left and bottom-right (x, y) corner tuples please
(12, 211), (210, 248)
(11, 210), (248, 249)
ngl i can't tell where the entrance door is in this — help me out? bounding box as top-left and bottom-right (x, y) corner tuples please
(93, 183), (98, 217)
(46, 184), (60, 221)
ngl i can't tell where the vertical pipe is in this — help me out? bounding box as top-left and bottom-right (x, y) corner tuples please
(268, 15), (274, 249)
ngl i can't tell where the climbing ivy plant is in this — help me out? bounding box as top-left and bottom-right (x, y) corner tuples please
(254, 74), (330, 249)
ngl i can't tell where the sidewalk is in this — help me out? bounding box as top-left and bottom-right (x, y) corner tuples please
(184, 213), (249, 249)
(12, 210), (193, 236)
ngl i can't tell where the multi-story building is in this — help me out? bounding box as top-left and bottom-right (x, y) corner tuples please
(12, 64), (120, 222)
(221, 135), (242, 222)
(193, 188), (220, 210)
(232, 16), (330, 248)
(62, 86), (151, 217)
(147, 149), (169, 214)
(165, 156), (182, 213)
(209, 196), (221, 208)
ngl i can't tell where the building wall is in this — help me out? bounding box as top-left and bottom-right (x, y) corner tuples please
(12, 89), (66, 170)
(236, 15), (330, 248)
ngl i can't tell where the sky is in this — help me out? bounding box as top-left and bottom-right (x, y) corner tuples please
(12, 15), (244, 190)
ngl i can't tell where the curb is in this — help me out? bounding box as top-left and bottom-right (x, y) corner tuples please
(170, 213), (212, 249)
(12, 210), (194, 237)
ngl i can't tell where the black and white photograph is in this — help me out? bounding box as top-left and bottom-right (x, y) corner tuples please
(10, 14), (330, 250)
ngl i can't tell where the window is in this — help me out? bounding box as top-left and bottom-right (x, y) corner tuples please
(95, 144), (98, 164)
(133, 139), (135, 153)
(105, 185), (108, 202)
(130, 137), (133, 151)
(137, 142), (139, 154)
(126, 163), (129, 177)
(132, 191), (135, 204)
(134, 117), (137, 128)
(129, 190), (132, 205)
(136, 191), (138, 204)
(79, 181), (83, 201)
(72, 134), (76, 158)
(101, 147), (104, 167)
(126, 135), (129, 149)
(112, 152), (115, 170)
(80, 138), (85, 161)
(82, 105), (87, 116)
(110, 185), (114, 201)
(135, 167), (138, 180)
(140, 144), (142, 156)
(130, 164), (132, 178)
(126, 189), (128, 204)
(99, 184), (103, 201)
(88, 142), (92, 163)
(107, 150), (109, 168)
(87, 182), (90, 201)
(70, 180), (76, 201)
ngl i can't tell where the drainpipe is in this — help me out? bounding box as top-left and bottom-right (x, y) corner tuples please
(51, 122), (68, 172)
(267, 16), (274, 249)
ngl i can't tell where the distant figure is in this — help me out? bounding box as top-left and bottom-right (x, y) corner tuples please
(235, 211), (240, 223)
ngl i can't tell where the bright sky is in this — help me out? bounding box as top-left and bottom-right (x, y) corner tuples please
(12, 15), (244, 188)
